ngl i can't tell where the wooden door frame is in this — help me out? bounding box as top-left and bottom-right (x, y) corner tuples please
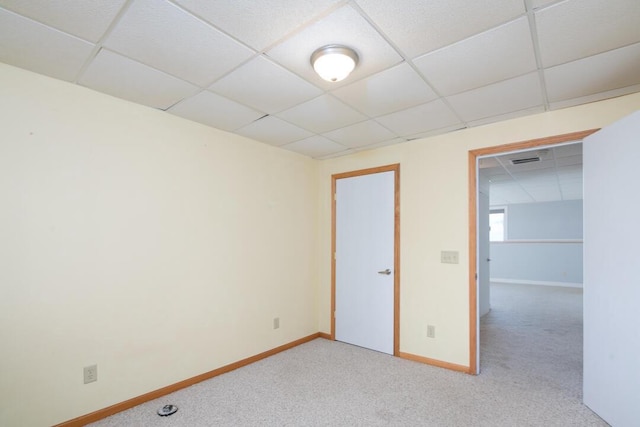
(467, 130), (598, 374)
(331, 163), (401, 356)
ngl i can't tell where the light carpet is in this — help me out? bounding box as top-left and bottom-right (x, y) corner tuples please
(90, 283), (607, 426)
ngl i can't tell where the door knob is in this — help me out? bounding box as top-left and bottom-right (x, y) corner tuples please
(378, 269), (392, 275)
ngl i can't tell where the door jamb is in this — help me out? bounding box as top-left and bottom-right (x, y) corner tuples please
(467, 130), (598, 374)
(331, 163), (401, 356)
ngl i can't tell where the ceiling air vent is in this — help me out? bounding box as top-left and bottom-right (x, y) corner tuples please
(510, 156), (540, 165)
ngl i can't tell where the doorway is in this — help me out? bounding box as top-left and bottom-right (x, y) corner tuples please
(331, 164), (400, 355)
(468, 129), (598, 374)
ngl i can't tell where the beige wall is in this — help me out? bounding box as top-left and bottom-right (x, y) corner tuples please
(0, 63), (319, 426)
(317, 93), (640, 367)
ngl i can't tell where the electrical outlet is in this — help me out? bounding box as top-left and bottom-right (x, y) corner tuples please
(84, 365), (97, 384)
(273, 317), (280, 330)
(427, 325), (436, 338)
(441, 251), (459, 264)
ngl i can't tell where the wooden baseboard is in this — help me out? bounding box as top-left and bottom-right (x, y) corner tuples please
(318, 332), (332, 340)
(398, 351), (472, 374)
(55, 333), (322, 427)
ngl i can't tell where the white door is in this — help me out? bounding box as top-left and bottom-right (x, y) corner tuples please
(583, 111), (640, 426)
(478, 174), (491, 318)
(335, 170), (395, 354)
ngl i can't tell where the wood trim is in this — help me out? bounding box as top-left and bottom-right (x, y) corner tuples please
(468, 150), (478, 375)
(394, 165), (401, 356)
(331, 164), (401, 356)
(318, 332), (332, 340)
(331, 175), (337, 341)
(467, 129), (599, 375)
(331, 164), (399, 180)
(469, 129), (598, 158)
(398, 352), (470, 374)
(54, 333), (321, 427)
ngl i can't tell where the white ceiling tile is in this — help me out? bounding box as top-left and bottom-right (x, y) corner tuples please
(529, 0), (559, 10)
(276, 95), (366, 134)
(555, 155), (582, 167)
(446, 72), (543, 122)
(559, 178), (582, 190)
(356, 0), (525, 58)
(0, 0), (127, 42)
(414, 17), (537, 96)
(553, 143), (582, 158)
(375, 99), (461, 136)
(405, 123), (467, 141)
(495, 146), (551, 163)
(236, 115), (313, 147)
(489, 196), (509, 206)
(527, 187), (562, 202)
(280, 136), (349, 158)
(505, 165), (556, 176)
(210, 55), (323, 114)
(323, 120), (397, 148)
(487, 173), (512, 182)
(504, 193), (535, 204)
(331, 63), (437, 117)
(103, 0), (255, 86)
(483, 149), (585, 207)
(167, 90), (264, 132)
(536, 0), (640, 67)
(512, 170), (557, 183)
(479, 157), (500, 169)
(559, 180), (582, 192)
(521, 182), (560, 192)
(267, 4), (402, 89)
(354, 137), (407, 152)
(556, 165), (582, 179)
(78, 49), (199, 110)
(549, 84), (640, 111)
(0, 8), (94, 81)
(317, 148), (356, 160)
(490, 182), (534, 204)
(467, 106), (545, 128)
(545, 42), (640, 103)
(173, 0), (341, 51)
(559, 176), (582, 186)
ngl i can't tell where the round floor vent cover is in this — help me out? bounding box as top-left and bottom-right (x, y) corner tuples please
(157, 404), (178, 416)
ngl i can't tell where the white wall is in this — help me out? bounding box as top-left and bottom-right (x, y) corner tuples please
(317, 92), (640, 368)
(0, 63), (319, 426)
(491, 200), (583, 285)
(508, 200), (583, 239)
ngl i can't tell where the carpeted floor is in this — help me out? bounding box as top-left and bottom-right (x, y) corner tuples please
(90, 283), (607, 426)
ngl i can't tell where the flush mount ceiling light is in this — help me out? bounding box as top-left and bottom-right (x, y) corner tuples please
(310, 45), (359, 82)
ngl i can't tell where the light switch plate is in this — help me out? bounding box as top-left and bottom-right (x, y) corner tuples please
(441, 251), (459, 264)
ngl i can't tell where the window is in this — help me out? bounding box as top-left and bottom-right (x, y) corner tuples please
(489, 208), (506, 241)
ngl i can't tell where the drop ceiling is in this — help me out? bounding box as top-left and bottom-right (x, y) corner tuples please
(479, 142), (582, 205)
(1, 0), (639, 159)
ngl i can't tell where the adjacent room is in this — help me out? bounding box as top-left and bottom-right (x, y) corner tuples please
(477, 143), (585, 411)
(1, 1), (639, 426)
